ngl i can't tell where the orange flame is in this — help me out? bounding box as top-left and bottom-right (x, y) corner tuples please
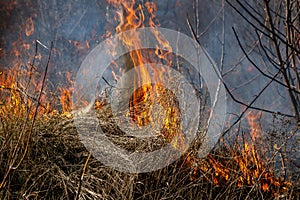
(25, 17), (34, 37)
(246, 111), (262, 142)
(185, 111), (291, 197)
(107, 0), (185, 150)
(0, 64), (51, 119)
(58, 72), (74, 113)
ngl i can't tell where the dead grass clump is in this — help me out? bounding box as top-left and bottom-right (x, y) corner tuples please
(0, 103), (299, 199)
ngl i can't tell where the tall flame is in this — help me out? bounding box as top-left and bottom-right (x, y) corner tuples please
(107, 0), (185, 150)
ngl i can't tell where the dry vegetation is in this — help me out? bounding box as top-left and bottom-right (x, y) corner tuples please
(0, 66), (299, 199)
(0, 0), (299, 199)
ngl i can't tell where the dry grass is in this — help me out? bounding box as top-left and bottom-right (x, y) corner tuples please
(0, 102), (299, 199)
(0, 63), (298, 199)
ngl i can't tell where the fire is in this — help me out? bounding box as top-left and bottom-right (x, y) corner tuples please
(25, 17), (34, 37)
(0, 65), (50, 119)
(185, 111), (291, 197)
(246, 111), (262, 141)
(0, 13), (54, 119)
(107, 0), (185, 150)
(0, 1), (296, 198)
(59, 72), (74, 113)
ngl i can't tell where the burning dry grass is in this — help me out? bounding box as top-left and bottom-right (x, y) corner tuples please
(0, 41), (298, 199)
(1, 0), (299, 198)
(0, 83), (299, 199)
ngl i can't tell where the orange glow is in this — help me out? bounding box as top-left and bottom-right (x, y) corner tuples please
(185, 111), (291, 197)
(246, 111), (262, 141)
(59, 88), (73, 113)
(0, 1), (293, 197)
(108, 0), (185, 150)
(0, 65), (50, 119)
(59, 72), (74, 113)
(74, 41), (85, 51)
(25, 17), (34, 37)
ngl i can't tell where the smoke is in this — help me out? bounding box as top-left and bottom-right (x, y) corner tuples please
(0, 0), (294, 126)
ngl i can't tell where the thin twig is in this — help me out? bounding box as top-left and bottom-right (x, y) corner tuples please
(187, 16), (294, 118)
(14, 41), (54, 170)
(75, 151), (92, 200)
(0, 42), (53, 189)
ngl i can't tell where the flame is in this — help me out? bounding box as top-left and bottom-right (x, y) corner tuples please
(108, 0), (185, 150)
(0, 13), (54, 119)
(0, 1), (294, 197)
(0, 64), (51, 119)
(59, 72), (74, 113)
(246, 111), (262, 142)
(59, 88), (73, 113)
(25, 17), (34, 37)
(185, 111), (291, 197)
